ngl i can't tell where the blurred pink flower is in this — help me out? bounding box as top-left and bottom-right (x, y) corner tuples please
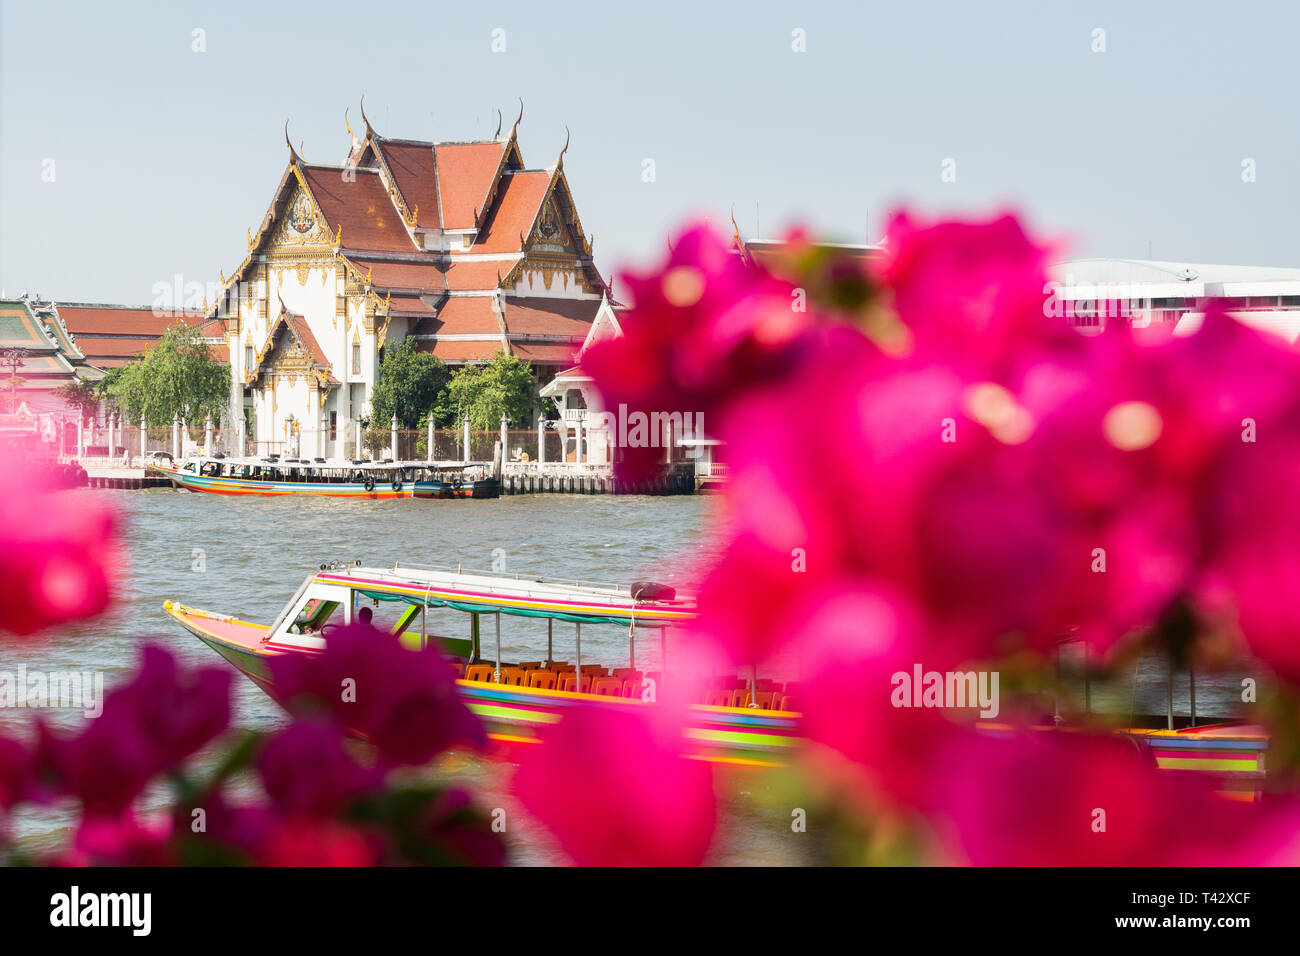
(513, 706), (716, 866)
(583, 224), (811, 480)
(0, 455), (118, 637)
(880, 211), (1072, 379)
(58, 813), (175, 866)
(257, 718), (381, 817)
(0, 734), (32, 810)
(268, 623), (484, 765)
(781, 582), (967, 807)
(929, 730), (1274, 865)
(259, 817), (380, 867)
(37, 645), (231, 815)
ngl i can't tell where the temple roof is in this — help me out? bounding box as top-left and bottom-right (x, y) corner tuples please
(56, 304), (226, 367)
(433, 141), (508, 229)
(214, 106), (612, 370)
(0, 298), (108, 388)
(247, 306), (339, 388)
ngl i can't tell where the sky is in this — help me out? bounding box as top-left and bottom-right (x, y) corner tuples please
(3, 0), (1300, 303)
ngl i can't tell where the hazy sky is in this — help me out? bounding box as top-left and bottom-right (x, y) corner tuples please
(3, 0), (1298, 303)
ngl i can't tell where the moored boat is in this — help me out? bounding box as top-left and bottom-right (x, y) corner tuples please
(149, 454), (499, 499)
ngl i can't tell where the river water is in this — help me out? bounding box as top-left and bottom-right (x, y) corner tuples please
(0, 487), (1257, 864)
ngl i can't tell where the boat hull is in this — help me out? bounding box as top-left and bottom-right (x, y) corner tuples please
(164, 602), (796, 767)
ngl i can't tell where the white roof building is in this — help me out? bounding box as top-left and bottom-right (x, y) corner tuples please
(1049, 258), (1300, 343)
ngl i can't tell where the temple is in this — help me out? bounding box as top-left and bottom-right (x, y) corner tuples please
(206, 101), (615, 457)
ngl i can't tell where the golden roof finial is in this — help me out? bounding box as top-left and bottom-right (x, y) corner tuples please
(332, 224), (342, 249)
(730, 204), (740, 244)
(247, 227), (256, 251)
(557, 126), (570, 169)
(509, 98), (523, 140)
(365, 266), (373, 285)
(284, 120), (298, 163)
(360, 95), (375, 137)
(493, 109), (503, 139)
(344, 107), (353, 138)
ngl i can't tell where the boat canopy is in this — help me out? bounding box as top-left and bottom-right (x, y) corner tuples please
(313, 564), (696, 628)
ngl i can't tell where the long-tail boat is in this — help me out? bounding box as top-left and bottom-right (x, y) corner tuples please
(162, 563), (1269, 784)
(148, 455), (499, 499)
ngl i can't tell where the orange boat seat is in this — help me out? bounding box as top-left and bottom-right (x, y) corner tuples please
(527, 671), (558, 690)
(591, 677), (624, 697)
(611, 668), (643, 681)
(558, 674), (593, 694)
(703, 689), (734, 707)
(500, 667), (529, 686)
(579, 664), (607, 676)
(621, 680), (643, 699)
(464, 664), (496, 683)
(517, 661), (543, 671)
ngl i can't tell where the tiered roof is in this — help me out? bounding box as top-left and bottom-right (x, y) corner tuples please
(55, 305), (227, 367)
(0, 298), (107, 388)
(216, 103), (608, 369)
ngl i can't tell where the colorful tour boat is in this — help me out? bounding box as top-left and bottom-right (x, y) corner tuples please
(164, 563), (1269, 785)
(149, 455), (499, 499)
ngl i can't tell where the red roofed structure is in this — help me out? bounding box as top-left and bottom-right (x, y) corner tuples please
(205, 101), (613, 457)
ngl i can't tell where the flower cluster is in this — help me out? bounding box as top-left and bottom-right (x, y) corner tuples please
(565, 211), (1300, 864)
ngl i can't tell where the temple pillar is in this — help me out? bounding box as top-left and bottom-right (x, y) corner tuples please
(204, 416), (213, 456)
(463, 415), (470, 462)
(538, 418), (546, 466)
(390, 413), (398, 460)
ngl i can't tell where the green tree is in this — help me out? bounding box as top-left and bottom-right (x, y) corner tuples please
(104, 323), (228, 427)
(443, 350), (542, 430)
(53, 380), (100, 421)
(369, 338), (449, 429)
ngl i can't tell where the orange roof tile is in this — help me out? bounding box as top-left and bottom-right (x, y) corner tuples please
(434, 142), (506, 229)
(508, 341), (580, 365)
(472, 171), (551, 253)
(503, 296), (600, 336)
(360, 261), (447, 292)
(410, 297), (503, 336)
(413, 339), (508, 363)
(302, 165), (415, 254)
(375, 140), (441, 230)
(58, 305), (211, 337)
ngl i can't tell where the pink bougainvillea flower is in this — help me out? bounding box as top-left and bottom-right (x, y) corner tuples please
(1198, 433), (1300, 684)
(36, 644), (231, 815)
(513, 706), (716, 866)
(268, 623), (484, 765)
(879, 211), (1073, 379)
(57, 813), (176, 867)
(0, 453), (119, 637)
(929, 729), (1274, 865)
(256, 718), (382, 817)
(0, 734), (33, 811)
(780, 582), (969, 808)
(583, 224), (815, 480)
(408, 785), (508, 867)
(258, 817), (380, 867)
